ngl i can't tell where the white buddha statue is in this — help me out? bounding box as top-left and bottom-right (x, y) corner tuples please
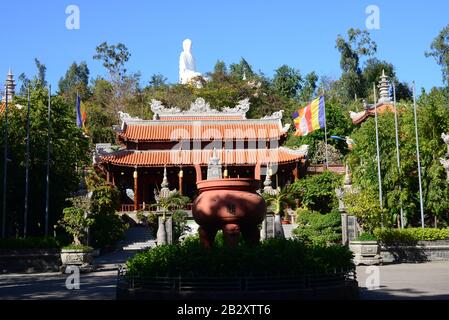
(179, 39), (203, 85)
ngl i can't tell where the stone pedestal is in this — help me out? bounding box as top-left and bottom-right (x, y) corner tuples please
(261, 213), (275, 240)
(156, 214), (173, 245)
(349, 241), (383, 265)
(341, 213), (360, 245)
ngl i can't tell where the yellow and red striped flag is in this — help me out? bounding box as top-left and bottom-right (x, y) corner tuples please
(292, 96), (325, 136)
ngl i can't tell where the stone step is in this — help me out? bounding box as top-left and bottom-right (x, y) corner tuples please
(122, 240), (157, 251)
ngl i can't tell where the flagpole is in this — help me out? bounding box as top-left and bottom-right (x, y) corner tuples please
(322, 90), (329, 169)
(2, 85), (8, 239)
(24, 86), (31, 237)
(373, 83), (383, 210)
(392, 83), (404, 228)
(45, 85), (51, 236)
(412, 82), (425, 228)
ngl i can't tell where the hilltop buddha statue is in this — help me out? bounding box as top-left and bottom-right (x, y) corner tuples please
(179, 39), (203, 85)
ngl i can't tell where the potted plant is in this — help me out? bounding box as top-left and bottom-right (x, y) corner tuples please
(344, 189), (385, 265)
(58, 197), (94, 266)
(349, 233), (382, 266)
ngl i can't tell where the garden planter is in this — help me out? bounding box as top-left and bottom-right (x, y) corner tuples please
(349, 241), (382, 266)
(60, 248), (94, 266)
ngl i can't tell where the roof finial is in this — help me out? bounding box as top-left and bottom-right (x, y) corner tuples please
(161, 166), (169, 189)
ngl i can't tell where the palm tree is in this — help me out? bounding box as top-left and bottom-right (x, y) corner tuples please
(151, 192), (189, 245)
(262, 186), (296, 239)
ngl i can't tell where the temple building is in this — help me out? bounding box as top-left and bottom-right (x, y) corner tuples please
(349, 70), (395, 125)
(94, 97), (309, 212)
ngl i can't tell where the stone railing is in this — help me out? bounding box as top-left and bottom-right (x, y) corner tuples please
(380, 240), (449, 263)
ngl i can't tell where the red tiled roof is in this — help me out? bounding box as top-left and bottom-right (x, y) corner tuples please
(159, 116), (245, 121)
(101, 148), (305, 167)
(352, 103), (395, 125)
(119, 123), (283, 141)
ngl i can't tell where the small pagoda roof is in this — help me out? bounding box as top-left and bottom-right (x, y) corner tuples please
(350, 102), (395, 125)
(349, 70), (397, 125)
(99, 146), (308, 167)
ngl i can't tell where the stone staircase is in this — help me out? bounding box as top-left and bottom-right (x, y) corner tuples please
(119, 226), (156, 252)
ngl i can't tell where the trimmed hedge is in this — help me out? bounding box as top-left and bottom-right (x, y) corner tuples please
(293, 210), (341, 245)
(126, 238), (354, 278)
(0, 237), (62, 250)
(374, 228), (449, 244)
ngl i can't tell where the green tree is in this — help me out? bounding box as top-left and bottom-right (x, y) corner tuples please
(89, 179), (127, 248)
(344, 188), (387, 233)
(273, 65), (302, 99)
(299, 71), (318, 102)
(58, 61), (90, 106)
(348, 88), (449, 227)
(93, 42), (140, 120)
(149, 73), (168, 89)
(230, 58), (254, 79)
(425, 24), (449, 86)
(291, 171), (342, 213)
(34, 58), (47, 87)
(0, 86), (90, 238)
(335, 28), (377, 101)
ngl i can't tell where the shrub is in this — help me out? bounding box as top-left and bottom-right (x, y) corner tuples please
(293, 209), (341, 245)
(374, 228), (449, 244)
(146, 212), (158, 231)
(0, 237), (63, 250)
(291, 171), (342, 213)
(126, 238), (354, 278)
(89, 182), (128, 248)
(344, 188), (388, 233)
(172, 211), (189, 243)
(356, 233), (378, 241)
(136, 211), (145, 223)
(59, 205), (94, 245)
(62, 244), (93, 251)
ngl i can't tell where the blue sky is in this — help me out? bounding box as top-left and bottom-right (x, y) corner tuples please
(1, 0), (448, 92)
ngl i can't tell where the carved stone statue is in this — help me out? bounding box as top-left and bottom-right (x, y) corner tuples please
(440, 158), (449, 183)
(179, 39), (203, 85)
(442, 133), (449, 156)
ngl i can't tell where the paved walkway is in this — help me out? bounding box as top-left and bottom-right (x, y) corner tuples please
(0, 226), (153, 300)
(357, 262), (449, 300)
(2, 225), (448, 300)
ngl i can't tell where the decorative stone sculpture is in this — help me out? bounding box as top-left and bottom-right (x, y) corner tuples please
(440, 159), (449, 183)
(441, 133), (449, 183)
(442, 133), (449, 156)
(179, 39), (203, 85)
(154, 166), (177, 245)
(149, 98), (251, 118)
(206, 148), (222, 180)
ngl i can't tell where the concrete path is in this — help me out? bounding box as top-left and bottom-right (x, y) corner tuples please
(357, 262), (449, 300)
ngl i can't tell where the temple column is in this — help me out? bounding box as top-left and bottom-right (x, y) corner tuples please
(292, 161), (300, 181)
(133, 168), (139, 211)
(178, 168), (184, 196)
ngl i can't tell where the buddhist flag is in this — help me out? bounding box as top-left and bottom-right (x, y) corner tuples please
(75, 94), (87, 129)
(293, 96), (325, 137)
